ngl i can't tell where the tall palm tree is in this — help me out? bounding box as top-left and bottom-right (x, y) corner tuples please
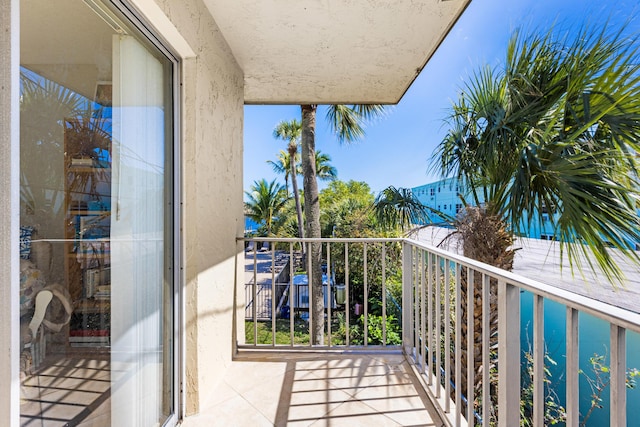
(244, 179), (288, 236)
(301, 104), (385, 344)
(266, 150), (294, 197)
(273, 120), (304, 240)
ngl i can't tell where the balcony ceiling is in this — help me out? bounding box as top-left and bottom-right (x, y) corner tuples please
(202, 0), (471, 104)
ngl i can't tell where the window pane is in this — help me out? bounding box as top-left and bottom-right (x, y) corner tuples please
(20, 1), (174, 425)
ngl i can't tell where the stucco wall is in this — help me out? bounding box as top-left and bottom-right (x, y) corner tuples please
(0, 1), (20, 425)
(139, 0), (244, 415)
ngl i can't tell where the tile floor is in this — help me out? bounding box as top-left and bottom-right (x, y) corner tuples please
(181, 351), (444, 427)
(19, 351), (444, 427)
(20, 354), (112, 427)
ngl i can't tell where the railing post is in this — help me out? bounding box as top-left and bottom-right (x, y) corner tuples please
(482, 274), (490, 423)
(566, 308), (579, 427)
(402, 241), (414, 355)
(427, 252), (434, 386)
(610, 324), (626, 427)
(533, 295), (545, 427)
(498, 280), (520, 427)
(466, 267), (474, 425)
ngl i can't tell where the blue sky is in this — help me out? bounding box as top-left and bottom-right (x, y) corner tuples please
(244, 0), (638, 196)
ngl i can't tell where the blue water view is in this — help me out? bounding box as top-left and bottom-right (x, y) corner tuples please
(520, 291), (640, 425)
(244, 217), (260, 234)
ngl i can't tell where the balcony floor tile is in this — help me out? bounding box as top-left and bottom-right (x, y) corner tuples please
(181, 351), (443, 427)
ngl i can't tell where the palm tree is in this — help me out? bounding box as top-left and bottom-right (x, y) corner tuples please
(372, 186), (434, 232)
(296, 150), (338, 181)
(436, 25), (640, 278)
(20, 70), (84, 220)
(301, 104), (385, 344)
(313, 150), (338, 182)
(244, 179), (288, 236)
(273, 120), (305, 240)
(375, 24), (640, 416)
(266, 150), (294, 197)
(269, 149), (336, 196)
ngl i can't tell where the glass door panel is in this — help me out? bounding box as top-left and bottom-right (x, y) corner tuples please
(20, 1), (175, 425)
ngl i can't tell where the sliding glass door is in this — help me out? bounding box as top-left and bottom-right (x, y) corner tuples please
(20, 1), (176, 425)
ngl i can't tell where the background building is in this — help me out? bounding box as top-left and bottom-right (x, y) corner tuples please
(412, 178), (640, 247)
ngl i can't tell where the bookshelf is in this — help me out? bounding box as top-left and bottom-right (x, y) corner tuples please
(64, 118), (112, 349)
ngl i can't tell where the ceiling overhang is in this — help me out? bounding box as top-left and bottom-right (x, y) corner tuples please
(202, 0), (471, 104)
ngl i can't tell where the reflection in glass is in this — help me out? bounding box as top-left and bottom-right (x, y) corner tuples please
(19, 1), (174, 425)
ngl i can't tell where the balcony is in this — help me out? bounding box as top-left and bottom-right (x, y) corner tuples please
(191, 237), (640, 426)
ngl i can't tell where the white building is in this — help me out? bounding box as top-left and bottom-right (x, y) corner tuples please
(412, 178), (640, 245)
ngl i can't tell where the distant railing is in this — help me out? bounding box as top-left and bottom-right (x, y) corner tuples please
(238, 237), (404, 349)
(236, 237), (640, 427)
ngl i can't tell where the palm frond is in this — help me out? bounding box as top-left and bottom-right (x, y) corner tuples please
(433, 21), (640, 284)
(325, 104), (385, 143)
(372, 186), (450, 231)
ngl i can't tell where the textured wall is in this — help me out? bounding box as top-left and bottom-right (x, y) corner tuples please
(144, 0), (244, 415)
(0, 1), (20, 426)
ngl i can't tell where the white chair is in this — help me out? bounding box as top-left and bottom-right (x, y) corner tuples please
(27, 284), (73, 369)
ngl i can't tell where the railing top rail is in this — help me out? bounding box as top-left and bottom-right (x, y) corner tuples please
(403, 238), (640, 334)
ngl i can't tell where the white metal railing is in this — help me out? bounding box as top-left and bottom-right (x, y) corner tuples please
(236, 237), (640, 427)
(402, 239), (640, 427)
(238, 237), (404, 349)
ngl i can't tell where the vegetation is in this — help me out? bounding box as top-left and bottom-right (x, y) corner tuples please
(244, 179), (288, 236)
(439, 24), (640, 412)
(434, 24), (640, 280)
(310, 150), (338, 182)
(245, 319), (310, 345)
(245, 311), (402, 347)
(319, 180), (375, 237)
(373, 186), (434, 232)
(299, 104), (385, 344)
(20, 69), (85, 223)
(266, 150), (295, 197)
(578, 353), (639, 427)
(273, 120), (305, 240)
(373, 22), (640, 424)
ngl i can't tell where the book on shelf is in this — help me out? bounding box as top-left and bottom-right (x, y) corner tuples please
(92, 292), (110, 300)
(69, 329), (110, 347)
(69, 329), (109, 337)
(70, 158), (95, 167)
(69, 340), (110, 347)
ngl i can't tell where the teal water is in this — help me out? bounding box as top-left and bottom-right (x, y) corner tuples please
(521, 291), (640, 426)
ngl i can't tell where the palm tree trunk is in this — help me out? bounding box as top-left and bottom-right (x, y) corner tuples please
(301, 104), (324, 345)
(288, 143), (305, 240)
(456, 206), (513, 421)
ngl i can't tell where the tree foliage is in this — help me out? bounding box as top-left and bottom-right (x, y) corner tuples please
(432, 24), (640, 283)
(300, 104), (385, 344)
(319, 180), (375, 237)
(244, 179), (288, 236)
(273, 119), (305, 239)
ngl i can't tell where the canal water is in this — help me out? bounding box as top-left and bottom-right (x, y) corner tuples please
(521, 291), (640, 425)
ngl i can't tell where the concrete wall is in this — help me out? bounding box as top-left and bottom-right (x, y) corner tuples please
(0, 1), (20, 425)
(136, 0), (245, 416)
